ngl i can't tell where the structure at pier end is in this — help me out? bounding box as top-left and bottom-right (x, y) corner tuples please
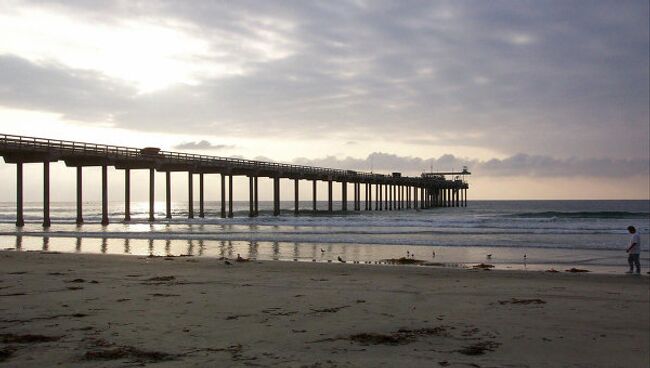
(0, 133), (470, 227)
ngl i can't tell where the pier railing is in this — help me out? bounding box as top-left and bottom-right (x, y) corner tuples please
(0, 133), (464, 185)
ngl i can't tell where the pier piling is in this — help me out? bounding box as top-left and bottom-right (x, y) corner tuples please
(76, 166), (83, 225)
(16, 163), (24, 227)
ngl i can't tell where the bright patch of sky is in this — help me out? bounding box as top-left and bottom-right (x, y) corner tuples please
(0, 3), (294, 92)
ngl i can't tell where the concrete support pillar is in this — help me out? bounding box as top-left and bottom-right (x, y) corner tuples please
(312, 180), (317, 211)
(273, 177), (280, 216)
(405, 186), (409, 209)
(43, 161), (51, 228)
(389, 185), (393, 211)
(188, 172), (194, 219)
(420, 188), (429, 209)
(294, 179), (299, 215)
(396, 185), (400, 210)
(422, 188), (426, 209)
(376, 184), (383, 211)
(220, 174), (226, 218)
(465, 189), (467, 207)
(199, 173), (205, 218)
(149, 168), (155, 222)
(165, 171), (171, 219)
(414, 187), (418, 209)
(394, 185), (397, 210)
(375, 184), (379, 210)
(362, 183), (367, 210)
(367, 183), (372, 211)
(254, 176), (259, 216)
(228, 175), (233, 218)
(327, 180), (333, 212)
(76, 166), (83, 225)
(384, 184), (388, 210)
(249, 176), (255, 217)
(101, 165), (109, 226)
(16, 163), (24, 227)
(342, 181), (347, 211)
(124, 169), (131, 221)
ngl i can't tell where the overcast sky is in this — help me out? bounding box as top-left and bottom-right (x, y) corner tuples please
(0, 0), (648, 200)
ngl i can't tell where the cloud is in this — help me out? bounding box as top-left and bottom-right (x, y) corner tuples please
(174, 140), (234, 150)
(293, 152), (650, 178)
(0, 0), (647, 160)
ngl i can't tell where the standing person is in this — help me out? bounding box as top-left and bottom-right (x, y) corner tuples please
(626, 226), (641, 274)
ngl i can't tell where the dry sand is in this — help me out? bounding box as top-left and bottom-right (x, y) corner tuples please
(0, 250), (648, 368)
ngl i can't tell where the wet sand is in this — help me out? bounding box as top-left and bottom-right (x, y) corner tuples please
(1, 250), (648, 367)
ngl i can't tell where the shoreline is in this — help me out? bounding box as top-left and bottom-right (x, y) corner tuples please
(3, 233), (648, 275)
(2, 249), (648, 367)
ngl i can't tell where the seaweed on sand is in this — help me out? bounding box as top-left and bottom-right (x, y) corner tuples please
(381, 257), (426, 265)
(83, 346), (178, 362)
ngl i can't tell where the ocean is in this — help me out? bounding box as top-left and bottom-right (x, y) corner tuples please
(0, 200), (648, 274)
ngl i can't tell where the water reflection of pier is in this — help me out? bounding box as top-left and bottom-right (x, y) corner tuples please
(9, 235), (363, 263)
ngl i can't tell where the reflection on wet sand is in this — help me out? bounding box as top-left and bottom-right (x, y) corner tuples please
(0, 234), (629, 274)
(197, 240), (204, 256)
(248, 240), (258, 260)
(272, 241), (279, 260)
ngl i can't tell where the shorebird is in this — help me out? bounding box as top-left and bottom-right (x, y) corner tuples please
(406, 250), (410, 258)
(337, 256), (346, 263)
(432, 250), (436, 258)
(320, 248), (325, 253)
(486, 254), (492, 259)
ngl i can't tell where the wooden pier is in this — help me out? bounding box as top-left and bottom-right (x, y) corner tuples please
(0, 133), (470, 227)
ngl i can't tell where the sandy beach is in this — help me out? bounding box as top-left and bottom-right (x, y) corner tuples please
(1, 250), (648, 368)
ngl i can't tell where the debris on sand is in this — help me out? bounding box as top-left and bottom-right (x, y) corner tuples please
(349, 333), (406, 345)
(0, 334), (61, 343)
(381, 257), (426, 265)
(146, 276), (175, 282)
(310, 306), (349, 313)
(83, 346), (177, 362)
(65, 278), (85, 283)
(317, 326), (450, 346)
(0, 346), (17, 362)
(150, 293), (179, 297)
(472, 263), (495, 269)
(565, 268), (590, 273)
(456, 340), (501, 355)
(498, 298), (546, 305)
(546, 269), (560, 273)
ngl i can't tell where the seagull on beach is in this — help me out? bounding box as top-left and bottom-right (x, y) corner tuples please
(320, 248), (325, 253)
